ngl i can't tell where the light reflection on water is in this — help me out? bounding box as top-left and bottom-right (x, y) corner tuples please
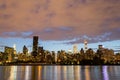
(0, 66), (120, 80)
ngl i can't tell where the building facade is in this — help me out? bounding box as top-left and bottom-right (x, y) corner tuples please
(23, 45), (28, 54)
(32, 36), (38, 56)
(73, 44), (78, 54)
(4, 46), (14, 62)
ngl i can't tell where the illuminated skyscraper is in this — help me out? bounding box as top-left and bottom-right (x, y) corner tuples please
(68, 49), (72, 54)
(4, 46), (14, 62)
(84, 40), (88, 52)
(13, 44), (17, 54)
(13, 44), (16, 50)
(73, 44), (78, 54)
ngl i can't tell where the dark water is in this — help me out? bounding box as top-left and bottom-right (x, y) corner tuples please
(0, 66), (120, 80)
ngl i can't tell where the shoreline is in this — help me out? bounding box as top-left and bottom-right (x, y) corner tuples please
(0, 63), (120, 66)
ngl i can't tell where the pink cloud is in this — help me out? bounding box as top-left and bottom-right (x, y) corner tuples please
(0, 0), (120, 43)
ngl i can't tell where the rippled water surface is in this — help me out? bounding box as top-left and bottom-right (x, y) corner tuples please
(0, 65), (120, 80)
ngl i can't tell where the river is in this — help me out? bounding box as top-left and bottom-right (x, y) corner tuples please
(0, 65), (120, 80)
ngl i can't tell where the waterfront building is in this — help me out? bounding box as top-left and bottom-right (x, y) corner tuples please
(4, 46), (14, 62)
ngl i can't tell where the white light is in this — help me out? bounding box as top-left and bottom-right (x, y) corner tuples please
(103, 45), (104, 48)
(13, 44), (16, 50)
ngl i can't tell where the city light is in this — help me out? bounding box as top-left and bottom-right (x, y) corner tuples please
(0, 36), (120, 65)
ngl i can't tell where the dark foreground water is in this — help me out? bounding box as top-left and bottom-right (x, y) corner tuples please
(0, 65), (120, 80)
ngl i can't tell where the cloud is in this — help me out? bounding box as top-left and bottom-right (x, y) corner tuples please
(0, 3), (6, 10)
(1, 31), (33, 38)
(0, 0), (120, 44)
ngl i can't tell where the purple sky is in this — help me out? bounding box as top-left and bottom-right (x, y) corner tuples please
(0, 0), (120, 53)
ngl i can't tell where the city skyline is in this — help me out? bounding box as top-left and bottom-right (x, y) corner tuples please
(0, 0), (120, 53)
(0, 37), (120, 53)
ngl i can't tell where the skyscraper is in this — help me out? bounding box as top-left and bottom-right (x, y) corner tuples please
(98, 45), (103, 50)
(13, 44), (17, 54)
(38, 46), (44, 54)
(13, 44), (16, 50)
(32, 36), (38, 56)
(84, 40), (88, 52)
(4, 46), (14, 54)
(73, 44), (78, 54)
(23, 45), (28, 54)
(4, 46), (14, 62)
(33, 36), (38, 52)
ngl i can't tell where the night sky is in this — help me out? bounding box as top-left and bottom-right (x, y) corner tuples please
(0, 0), (120, 53)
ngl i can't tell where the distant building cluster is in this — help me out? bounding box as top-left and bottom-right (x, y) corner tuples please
(0, 36), (120, 65)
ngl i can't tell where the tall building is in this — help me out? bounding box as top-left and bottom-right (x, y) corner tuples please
(13, 44), (17, 54)
(73, 44), (78, 54)
(23, 45), (28, 54)
(5, 46), (14, 54)
(84, 40), (88, 52)
(38, 46), (44, 54)
(68, 49), (72, 54)
(13, 44), (16, 50)
(80, 48), (84, 54)
(32, 36), (38, 54)
(98, 45), (103, 50)
(32, 36), (39, 57)
(4, 46), (14, 62)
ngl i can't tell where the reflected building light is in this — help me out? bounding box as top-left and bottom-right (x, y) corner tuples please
(57, 66), (61, 80)
(43, 66), (47, 80)
(63, 66), (67, 72)
(25, 66), (31, 80)
(74, 66), (81, 80)
(37, 66), (42, 80)
(113, 66), (120, 75)
(63, 66), (67, 80)
(54, 66), (58, 80)
(103, 66), (109, 80)
(16, 66), (26, 80)
(49, 66), (53, 80)
(9, 66), (17, 80)
(94, 66), (100, 78)
(85, 66), (90, 80)
(71, 66), (75, 80)
(68, 66), (74, 80)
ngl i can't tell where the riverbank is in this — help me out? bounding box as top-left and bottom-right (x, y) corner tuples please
(0, 62), (120, 66)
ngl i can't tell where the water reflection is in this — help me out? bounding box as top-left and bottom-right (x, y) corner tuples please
(85, 66), (90, 80)
(0, 66), (120, 80)
(103, 66), (109, 80)
(74, 66), (81, 80)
